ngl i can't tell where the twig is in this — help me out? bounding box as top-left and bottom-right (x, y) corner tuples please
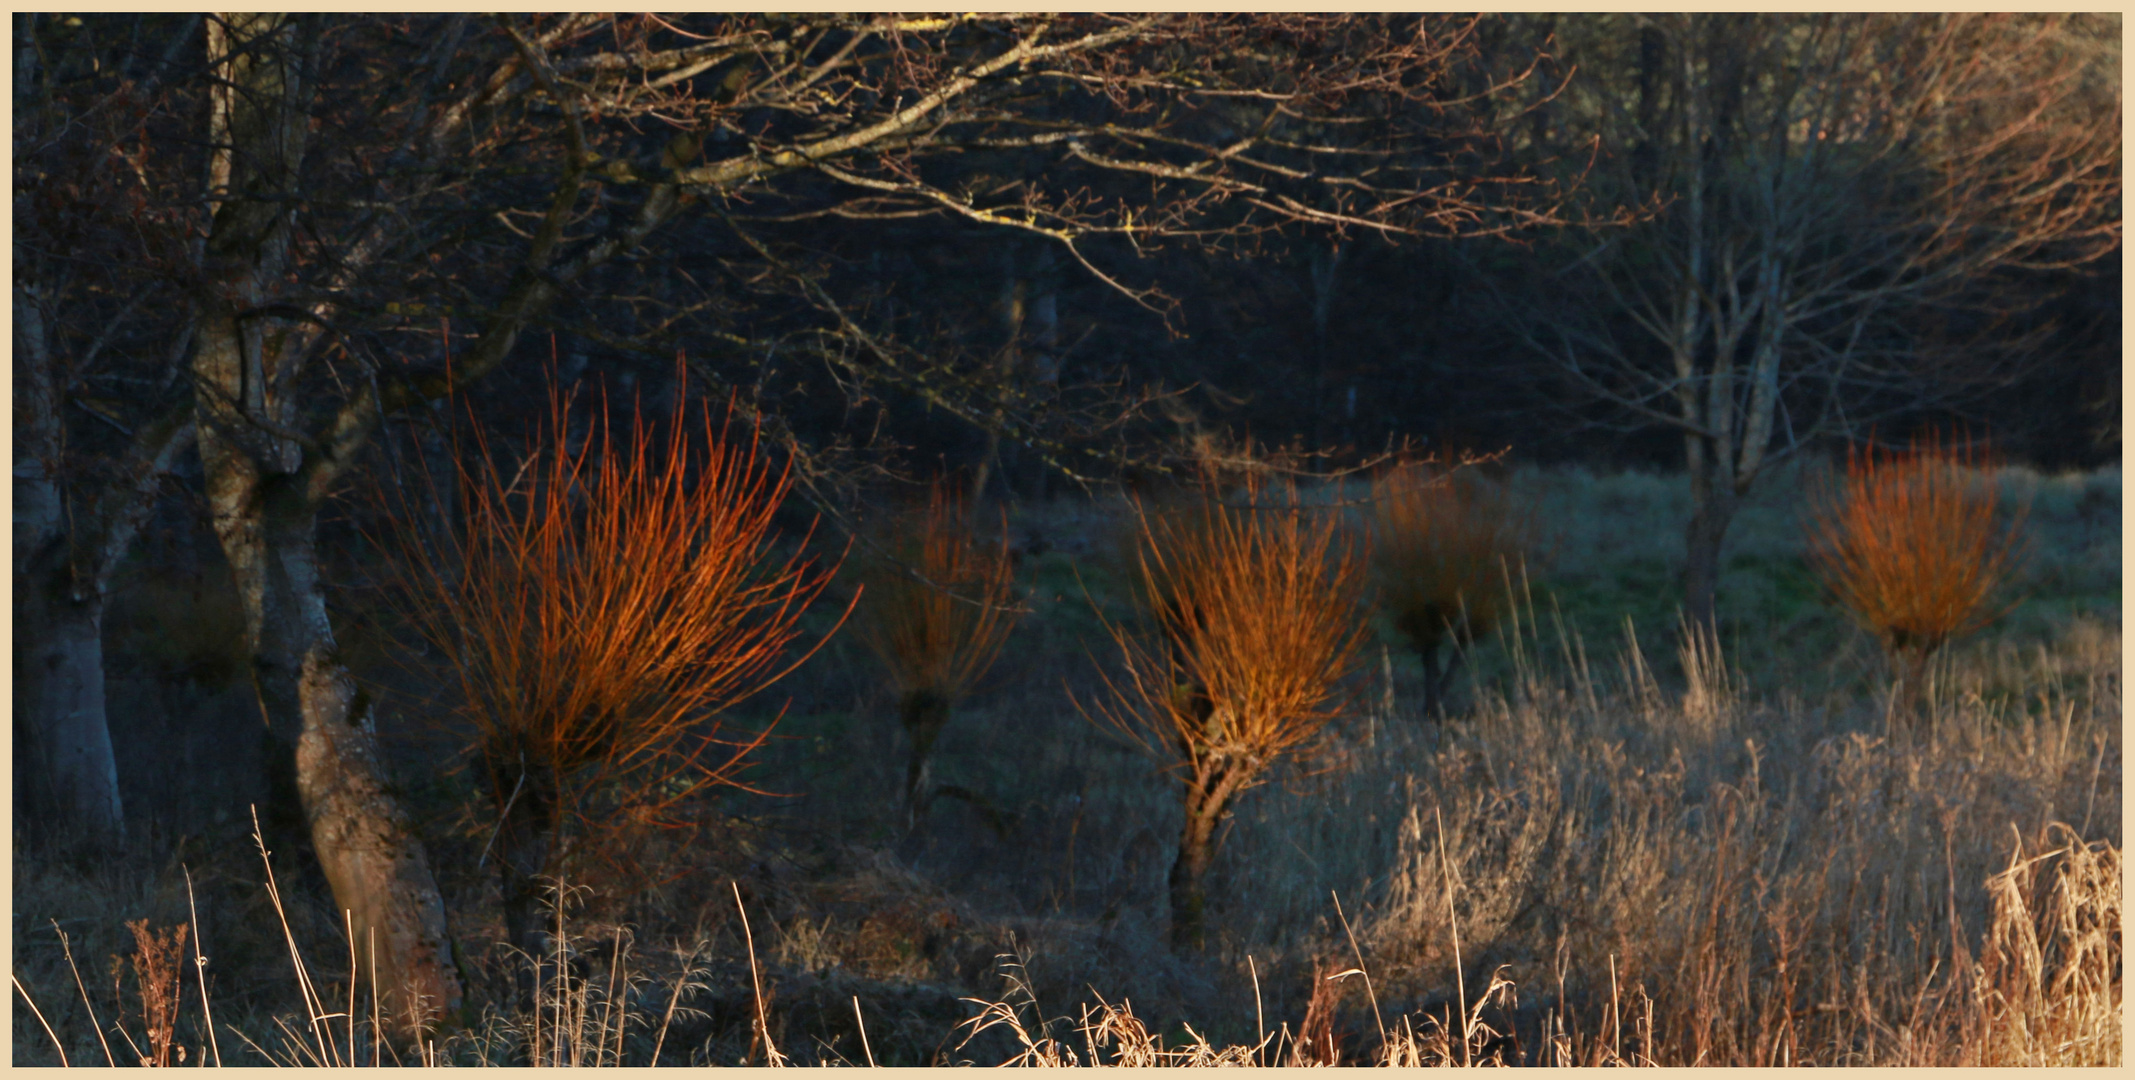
(733, 881), (783, 1066)
(369, 928), (381, 1069)
(476, 757), (529, 873)
(1434, 807), (1468, 1066)
(649, 944), (695, 1066)
(853, 995), (877, 1066)
(54, 921), (117, 1066)
(12, 975), (70, 1065)
(249, 806), (331, 1064)
(1331, 891), (1387, 1052)
(345, 909), (358, 1065)
(184, 866), (223, 1066)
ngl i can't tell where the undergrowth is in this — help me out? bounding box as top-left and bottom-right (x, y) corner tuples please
(13, 463), (2119, 1065)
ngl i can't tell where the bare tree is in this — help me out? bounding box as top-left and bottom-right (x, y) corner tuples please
(1503, 13), (2118, 627)
(18, 11), (1573, 1034)
(14, 14), (204, 842)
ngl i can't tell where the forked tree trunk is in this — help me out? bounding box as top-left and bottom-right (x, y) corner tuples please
(191, 13), (460, 1039)
(12, 285), (163, 844)
(1167, 764), (1249, 952)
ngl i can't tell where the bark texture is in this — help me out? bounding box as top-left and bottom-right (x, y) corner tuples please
(1167, 804), (1219, 952)
(190, 12), (462, 1039)
(296, 652), (462, 1035)
(1167, 756), (1251, 952)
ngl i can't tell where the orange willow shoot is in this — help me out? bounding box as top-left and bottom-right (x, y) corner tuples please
(1369, 461), (1532, 718)
(852, 482), (1021, 826)
(1804, 430), (2029, 728)
(1091, 471), (1370, 950)
(385, 362), (845, 950)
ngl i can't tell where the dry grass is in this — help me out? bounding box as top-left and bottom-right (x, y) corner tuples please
(380, 363), (845, 938)
(1369, 461), (1534, 716)
(120, 918), (190, 1066)
(1806, 432), (2031, 728)
(1968, 822), (2122, 1065)
(852, 481), (1022, 824)
(1092, 471), (1369, 950)
(13, 464), (2116, 1067)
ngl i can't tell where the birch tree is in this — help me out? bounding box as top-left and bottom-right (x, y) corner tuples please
(1510, 13), (2119, 627)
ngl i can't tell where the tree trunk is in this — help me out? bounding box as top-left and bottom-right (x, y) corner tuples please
(13, 576), (124, 841)
(1167, 785), (1225, 952)
(13, 286), (193, 843)
(190, 13), (462, 1040)
(296, 648), (464, 1037)
(491, 757), (560, 992)
(972, 249), (1026, 505)
(1416, 641), (1466, 721)
(1306, 242), (1345, 458)
(1888, 646), (1934, 740)
(1681, 477), (1738, 634)
(900, 688), (953, 829)
(204, 461), (463, 1038)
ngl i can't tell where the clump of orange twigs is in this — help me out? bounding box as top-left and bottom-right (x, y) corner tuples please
(1370, 460), (1532, 718)
(386, 362), (844, 953)
(1804, 430), (2029, 730)
(1091, 469), (1369, 951)
(852, 481), (1022, 828)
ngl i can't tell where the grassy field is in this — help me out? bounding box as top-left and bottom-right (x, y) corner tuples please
(11, 460), (2120, 1066)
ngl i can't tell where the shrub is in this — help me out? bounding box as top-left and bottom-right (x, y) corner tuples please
(383, 366), (843, 956)
(1369, 461), (1532, 717)
(1092, 470), (1369, 950)
(1804, 432), (2029, 730)
(851, 482), (1022, 827)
